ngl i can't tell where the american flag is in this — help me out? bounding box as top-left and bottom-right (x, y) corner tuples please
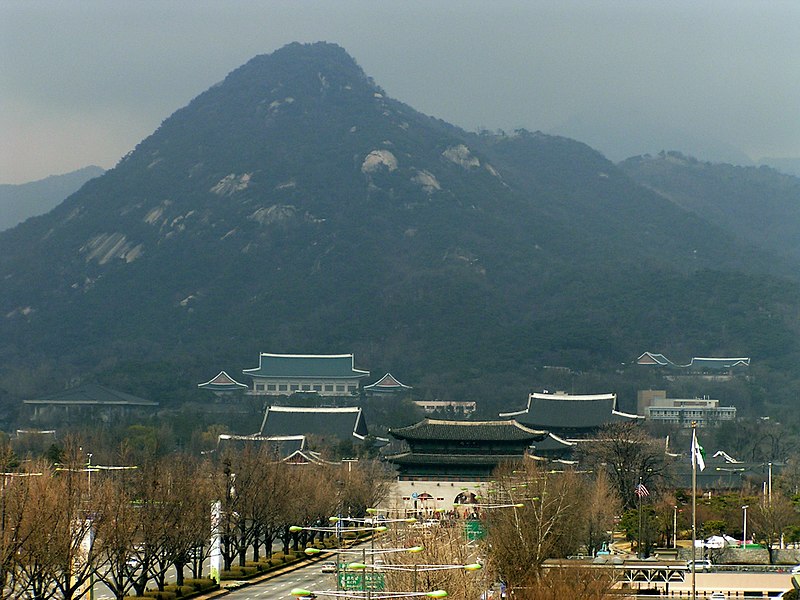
(634, 483), (650, 498)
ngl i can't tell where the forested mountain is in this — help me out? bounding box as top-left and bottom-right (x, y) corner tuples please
(0, 166), (105, 231)
(1, 43), (798, 414)
(620, 152), (800, 261)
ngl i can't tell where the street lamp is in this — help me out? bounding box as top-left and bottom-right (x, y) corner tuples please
(742, 505), (749, 548)
(352, 561), (481, 593)
(304, 540), (424, 592)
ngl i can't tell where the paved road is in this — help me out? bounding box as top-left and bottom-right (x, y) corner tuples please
(224, 562), (337, 600)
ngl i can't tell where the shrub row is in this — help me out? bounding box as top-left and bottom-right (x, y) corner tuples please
(219, 552), (305, 580)
(122, 578), (218, 600)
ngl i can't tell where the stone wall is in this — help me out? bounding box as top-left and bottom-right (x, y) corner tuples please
(676, 545), (800, 565)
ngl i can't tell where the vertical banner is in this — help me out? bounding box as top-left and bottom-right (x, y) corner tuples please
(71, 518), (95, 599)
(210, 501), (222, 583)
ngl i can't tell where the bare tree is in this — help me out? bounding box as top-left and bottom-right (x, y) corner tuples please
(582, 422), (668, 510)
(0, 462), (42, 599)
(92, 474), (142, 600)
(484, 462), (586, 592)
(749, 493), (799, 564)
(382, 526), (484, 598)
(583, 470), (620, 556)
(13, 446), (97, 600)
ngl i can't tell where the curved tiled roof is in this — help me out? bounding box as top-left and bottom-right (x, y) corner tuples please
(243, 353), (369, 379)
(258, 405), (369, 441)
(24, 383), (158, 406)
(500, 392), (639, 430)
(389, 419), (547, 442)
(364, 372), (412, 390)
(385, 452), (525, 466)
(198, 371), (248, 391)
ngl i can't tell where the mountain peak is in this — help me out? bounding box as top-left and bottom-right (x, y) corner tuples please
(1, 43), (798, 411)
(218, 41), (380, 104)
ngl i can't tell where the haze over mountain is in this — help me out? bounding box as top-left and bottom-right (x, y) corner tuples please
(0, 166), (105, 231)
(1, 42), (798, 412)
(620, 152), (800, 262)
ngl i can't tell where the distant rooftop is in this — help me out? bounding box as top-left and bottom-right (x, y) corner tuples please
(24, 383), (158, 407)
(243, 353), (370, 379)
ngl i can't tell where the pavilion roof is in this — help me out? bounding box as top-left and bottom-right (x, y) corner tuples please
(258, 406), (369, 441)
(243, 353), (369, 379)
(500, 392), (640, 430)
(24, 383), (158, 407)
(198, 371), (248, 391)
(216, 434), (306, 457)
(389, 419), (547, 442)
(364, 372), (412, 391)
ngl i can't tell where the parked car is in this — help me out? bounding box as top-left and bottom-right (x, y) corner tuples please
(685, 559), (712, 572)
(321, 561), (337, 573)
(709, 593), (725, 600)
(791, 564), (800, 574)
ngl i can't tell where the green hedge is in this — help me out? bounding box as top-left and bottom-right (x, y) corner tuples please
(183, 578), (217, 592)
(144, 592), (176, 600)
(219, 553), (306, 580)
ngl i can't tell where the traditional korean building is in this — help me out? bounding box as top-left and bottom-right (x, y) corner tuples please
(385, 419), (548, 480)
(672, 450), (782, 492)
(527, 431), (576, 460)
(23, 383), (159, 426)
(198, 371), (248, 396)
(243, 353), (369, 397)
(364, 373), (412, 397)
(499, 392), (641, 438)
(216, 433), (307, 456)
(216, 433), (342, 465)
(258, 405), (370, 445)
(637, 352), (750, 375)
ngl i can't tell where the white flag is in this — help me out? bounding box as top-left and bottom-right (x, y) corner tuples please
(692, 429), (706, 471)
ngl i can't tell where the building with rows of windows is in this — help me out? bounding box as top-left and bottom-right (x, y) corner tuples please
(242, 352), (370, 397)
(637, 389), (736, 427)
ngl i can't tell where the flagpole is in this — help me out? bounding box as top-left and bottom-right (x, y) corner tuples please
(636, 477), (644, 559)
(691, 422), (697, 600)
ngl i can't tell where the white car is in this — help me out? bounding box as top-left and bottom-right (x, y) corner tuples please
(791, 564), (800, 574)
(321, 561), (337, 573)
(685, 559), (712, 572)
(709, 593), (725, 600)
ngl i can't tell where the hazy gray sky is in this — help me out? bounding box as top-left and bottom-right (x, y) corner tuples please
(2, 0), (798, 184)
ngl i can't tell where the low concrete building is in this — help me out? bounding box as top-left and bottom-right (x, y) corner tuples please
(638, 390), (736, 427)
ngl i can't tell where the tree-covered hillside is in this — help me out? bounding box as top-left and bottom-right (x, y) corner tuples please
(1, 43), (799, 419)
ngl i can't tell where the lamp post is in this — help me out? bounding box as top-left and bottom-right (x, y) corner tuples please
(742, 505), (749, 548)
(301, 530), (423, 592)
(673, 506), (678, 549)
(354, 561), (481, 593)
(768, 463), (773, 505)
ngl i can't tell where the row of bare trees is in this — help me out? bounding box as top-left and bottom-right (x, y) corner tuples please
(0, 441), (392, 600)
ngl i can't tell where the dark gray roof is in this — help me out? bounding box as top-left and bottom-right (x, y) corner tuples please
(501, 393), (639, 430)
(530, 432), (575, 452)
(24, 383), (158, 406)
(385, 452), (525, 466)
(243, 353), (369, 379)
(216, 434), (306, 457)
(259, 406), (369, 441)
(390, 419), (547, 442)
